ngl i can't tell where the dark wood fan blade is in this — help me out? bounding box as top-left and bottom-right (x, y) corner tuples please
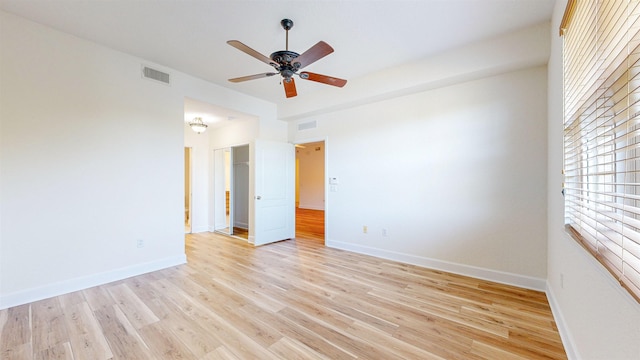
(283, 78), (297, 98)
(228, 73), (277, 83)
(227, 40), (275, 67)
(300, 72), (347, 87)
(293, 41), (334, 69)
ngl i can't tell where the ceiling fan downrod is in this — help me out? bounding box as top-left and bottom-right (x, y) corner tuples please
(281, 19), (293, 51)
(270, 19), (300, 81)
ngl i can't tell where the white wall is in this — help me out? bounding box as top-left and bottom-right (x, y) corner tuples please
(546, 1), (640, 359)
(0, 11), (183, 308)
(0, 11), (281, 309)
(296, 142), (325, 210)
(291, 66), (548, 289)
(283, 24), (552, 290)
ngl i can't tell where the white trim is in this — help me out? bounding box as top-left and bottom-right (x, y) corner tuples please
(546, 283), (580, 360)
(191, 225), (210, 233)
(0, 254), (186, 310)
(325, 239), (547, 291)
(293, 136), (327, 146)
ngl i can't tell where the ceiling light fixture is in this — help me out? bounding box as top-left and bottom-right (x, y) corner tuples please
(189, 117), (208, 134)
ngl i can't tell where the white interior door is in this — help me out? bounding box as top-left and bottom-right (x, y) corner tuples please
(251, 139), (295, 246)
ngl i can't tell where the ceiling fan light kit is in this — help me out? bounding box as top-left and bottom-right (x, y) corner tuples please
(227, 18), (347, 98)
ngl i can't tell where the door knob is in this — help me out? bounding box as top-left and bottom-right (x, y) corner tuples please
(256, 196), (262, 200)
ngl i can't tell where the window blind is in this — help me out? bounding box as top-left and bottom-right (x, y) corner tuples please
(563, 0), (640, 303)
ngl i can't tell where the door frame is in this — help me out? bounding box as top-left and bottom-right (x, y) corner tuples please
(213, 144), (252, 239)
(293, 136), (328, 244)
(185, 146), (193, 234)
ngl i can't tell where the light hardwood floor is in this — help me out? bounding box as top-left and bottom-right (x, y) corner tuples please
(1, 212), (566, 359)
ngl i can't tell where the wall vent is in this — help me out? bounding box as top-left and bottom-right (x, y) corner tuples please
(297, 120), (317, 131)
(142, 65), (171, 85)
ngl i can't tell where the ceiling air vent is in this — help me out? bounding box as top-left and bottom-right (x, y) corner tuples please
(142, 65), (170, 85)
(297, 120), (317, 131)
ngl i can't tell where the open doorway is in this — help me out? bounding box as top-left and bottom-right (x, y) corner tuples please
(213, 145), (249, 240)
(184, 97), (259, 238)
(295, 141), (325, 242)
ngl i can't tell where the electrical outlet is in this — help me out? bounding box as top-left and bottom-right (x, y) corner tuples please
(363, 225), (368, 234)
(137, 239), (145, 248)
(382, 228), (388, 237)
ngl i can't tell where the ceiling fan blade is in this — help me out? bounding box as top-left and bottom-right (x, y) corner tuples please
(293, 41), (334, 69)
(283, 78), (297, 98)
(299, 72), (347, 87)
(228, 73), (277, 83)
(227, 40), (275, 67)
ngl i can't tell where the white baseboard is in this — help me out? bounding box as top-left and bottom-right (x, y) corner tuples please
(191, 225), (209, 233)
(546, 284), (579, 360)
(325, 239), (547, 291)
(0, 254), (187, 310)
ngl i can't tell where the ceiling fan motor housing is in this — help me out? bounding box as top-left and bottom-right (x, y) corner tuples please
(270, 50), (299, 65)
(270, 50), (302, 79)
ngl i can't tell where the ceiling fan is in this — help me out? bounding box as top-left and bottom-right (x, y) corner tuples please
(227, 19), (347, 98)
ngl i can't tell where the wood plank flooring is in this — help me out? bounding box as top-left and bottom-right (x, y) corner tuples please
(296, 208), (325, 243)
(1, 214), (566, 359)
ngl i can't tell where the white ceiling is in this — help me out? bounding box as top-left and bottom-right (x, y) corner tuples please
(0, 0), (555, 122)
(184, 97), (255, 129)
